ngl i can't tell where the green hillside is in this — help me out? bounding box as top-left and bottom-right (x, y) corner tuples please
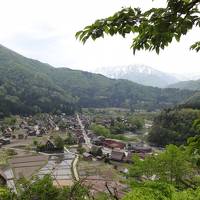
(0, 45), (77, 116)
(0, 44), (196, 116)
(182, 92), (200, 109)
(148, 108), (200, 146)
(148, 92), (200, 147)
(168, 79), (200, 91)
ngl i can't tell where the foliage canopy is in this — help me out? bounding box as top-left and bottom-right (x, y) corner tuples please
(76, 0), (200, 54)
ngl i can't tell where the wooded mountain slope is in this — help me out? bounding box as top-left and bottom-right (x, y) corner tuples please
(168, 79), (200, 91)
(0, 44), (196, 116)
(148, 108), (200, 146)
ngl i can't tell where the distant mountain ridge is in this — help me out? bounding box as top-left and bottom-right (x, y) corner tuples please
(93, 65), (180, 88)
(0, 44), (196, 116)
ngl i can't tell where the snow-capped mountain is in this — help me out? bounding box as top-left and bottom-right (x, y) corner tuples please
(92, 65), (179, 88)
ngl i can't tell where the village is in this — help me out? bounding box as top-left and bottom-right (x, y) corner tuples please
(0, 110), (154, 197)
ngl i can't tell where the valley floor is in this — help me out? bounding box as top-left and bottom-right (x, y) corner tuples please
(0, 109), (158, 198)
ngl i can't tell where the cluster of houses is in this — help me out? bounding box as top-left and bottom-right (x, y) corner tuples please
(67, 116), (86, 144)
(0, 114), (75, 148)
(91, 114), (144, 133)
(1, 114), (54, 133)
(78, 115), (153, 163)
(0, 113), (153, 163)
(34, 115), (90, 152)
(0, 113), (91, 150)
(109, 142), (152, 163)
(82, 139), (152, 163)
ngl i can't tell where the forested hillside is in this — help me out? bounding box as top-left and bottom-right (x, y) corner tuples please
(168, 79), (200, 91)
(148, 108), (200, 146)
(182, 92), (200, 109)
(0, 44), (196, 117)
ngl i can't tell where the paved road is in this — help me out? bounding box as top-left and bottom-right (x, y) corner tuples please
(76, 114), (112, 155)
(76, 114), (92, 148)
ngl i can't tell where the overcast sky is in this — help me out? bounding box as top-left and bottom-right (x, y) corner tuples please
(0, 0), (199, 74)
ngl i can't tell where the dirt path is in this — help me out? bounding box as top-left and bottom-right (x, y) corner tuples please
(72, 154), (79, 181)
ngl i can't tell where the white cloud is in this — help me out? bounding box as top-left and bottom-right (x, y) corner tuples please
(0, 0), (199, 74)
